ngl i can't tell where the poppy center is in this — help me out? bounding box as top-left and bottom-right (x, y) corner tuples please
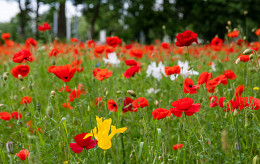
(64, 77), (68, 79)
(189, 84), (193, 88)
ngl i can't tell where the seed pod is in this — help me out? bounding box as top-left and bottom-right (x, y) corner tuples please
(243, 49), (252, 55)
(127, 90), (136, 97)
(46, 106), (54, 118)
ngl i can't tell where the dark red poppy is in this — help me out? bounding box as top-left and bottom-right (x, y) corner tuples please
(11, 65), (30, 79)
(70, 133), (97, 153)
(13, 49), (34, 63)
(20, 96), (32, 104)
(123, 65), (140, 78)
(106, 36), (120, 47)
(0, 112), (12, 121)
(92, 68), (112, 81)
(48, 64), (77, 82)
(210, 37), (223, 51)
(11, 111), (22, 119)
(165, 65), (181, 75)
(227, 30), (239, 38)
(175, 30), (198, 47)
(125, 59), (137, 66)
(122, 97), (135, 113)
(183, 78), (199, 94)
(132, 97), (149, 111)
(223, 70), (236, 80)
(172, 144), (184, 150)
(16, 149), (29, 160)
(170, 98), (200, 117)
(198, 72), (212, 85)
(107, 100), (118, 112)
(152, 108), (171, 120)
(161, 42), (170, 49)
(218, 97), (226, 108)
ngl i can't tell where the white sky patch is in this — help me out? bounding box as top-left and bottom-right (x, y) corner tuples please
(0, 0), (83, 23)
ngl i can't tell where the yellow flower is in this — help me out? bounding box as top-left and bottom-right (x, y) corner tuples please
(84, 116), (127, 150)
(253, 87), (259, 91)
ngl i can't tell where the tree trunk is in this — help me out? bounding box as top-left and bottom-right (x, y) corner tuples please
(91, 1), (101, 39)
(35, 0), (40, 40)
(58, 0), (67, 39)
(18, 0), (25, 39)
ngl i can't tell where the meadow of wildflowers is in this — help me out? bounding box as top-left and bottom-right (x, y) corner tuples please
(0, 23), (260, 163)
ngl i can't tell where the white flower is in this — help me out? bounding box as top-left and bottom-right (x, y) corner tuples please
(103, 52), (120, 66)
(147, 88), (160, 94)
(177, 60), (199, 77)
(210, 62), (216, 71)
(146, 62), (166, 80)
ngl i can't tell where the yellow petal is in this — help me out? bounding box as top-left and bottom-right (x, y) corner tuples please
(98, 137), (112, 150)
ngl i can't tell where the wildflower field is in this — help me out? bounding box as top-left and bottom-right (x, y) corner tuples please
(1, 27), (260, 164)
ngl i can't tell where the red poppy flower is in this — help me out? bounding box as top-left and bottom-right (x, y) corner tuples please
(25, 38), (37, 47)
(227, 30), (239, 38)
(13, 49), (34, 63)
(92, 68), (112, 81)
(49, 64), (77, 82)
(16, 149), (29, 160)
(175, 30), (198, 47)
(94, 97), (103, 106)
(123, 65), (140, 78)
(0, 112), (12, 121)
(71, 38), (78, 42)
(38, 22), (51, 31)
(170, 98), (200, 117)
(183, 78), (199, 94)
(72, 59), (82, 67)
(235, 85), (246, 98)
(209, 96), (218, 108)
(69, 89), (81, 102)
(210, 37), (223, 51)
(1, 33), (10, 40)
(70, 133), (97, 153)
(59, 86), (71, 93)
(161, 42), (170, 49)
(107, 100), (117, 112)
(198, 72), (212, 85)
(238, 55), (250, 62)
(87, 40), (96, 47)
(219, 97), (226, 108)
(11, 65), (30, 79)
(129, 49), (143, 59)
(223, 70), (236, 80)
(106, 36), (120, 47)
(172, 144), (184, 150)
(125, 59), (138, 66)
(11, 111), (22, 119)
(152, 108), (171, 120)
(20, 96), (32, 104)
(132, 97), (149, 111)
(63, 102), (73, 110)
(122, 97), (135, 113)
(165, 65), (181, 75)
(255, 28), (260, 36)
(94, 45), (105, 54)
(48, 47), (60, 57)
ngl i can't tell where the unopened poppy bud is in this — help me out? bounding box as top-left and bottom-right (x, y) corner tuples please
(235, 58), (240, 64)
(13, 95), (17, 100)
(29, 83), (33, 90)
(253, 155), (260, 164)
(244, 10), (248, 15)
(155, 100), (159, 107)
(18, 74), (23, 81)
(127, 90), (136, 97)
(225, 26), (229, 30)
(233, 109), (239, 116)
(210, 97), (215, 103)
(87, 105), (90, 111)
(243, 49), (252, 55)
(245, 115), (249, 128)
(52, 60), (56, 65)
(116, 91), (121, 94)
(225, 112), (228, 119)
(162, 25), (166, 30)
(158, 155), (162, 160)
(243, 36), (247, 40)
(0, 104), (4, 107)
(187, 66), (193, 71)
(46, 106), (53, 118)
(50, 90), (56, 96)
(252, 28), (256, 32)
(3, 74), (8, 81)
(234, 142), (240, 150)
(6, 141), (13, 153)
(227, 21), (231, 25)
(21, 86), (25, 91)
(249, 54), (254, 60)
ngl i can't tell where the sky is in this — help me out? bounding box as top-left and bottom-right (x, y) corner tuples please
(0, 0), (82, 23)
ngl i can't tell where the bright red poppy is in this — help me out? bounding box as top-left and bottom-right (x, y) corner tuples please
(209, 96), (218, 108)
(20, 96), (32, 104)
(1, 33), (10, 40)
(152, 108), (171, 120)
(63, 102), (73, 110)
(13, 49), (34, 63)
(165, 65), (181, 75)
(123, 65), (140, 78)
(129, 49), (144, 59)
(70, 133), (97, 153)
(107, 100), (118, 112)
(125, 59), (138, 66)
(198, 72), (212, 85)
(11, 111), (22, 119)
(235, 85), (246, 98)
(170, 98), (200, 117)
(175, 30), (198, 47)
(132, 97), (149, 111)
(227, 30), (239, 38)
(106, 36), (121, 47)
(11, 65), (30, 79)
(16, 149), (29, 160)
(38, 22), (51, 31)
(237, 55), (250, 62)
(49, 64), (77, 82)
(0, 112), (12, 121)
(255, 28), (260, 36)
(161, 42), (170, 49)
(183, 78), (199, 94)
(210, 37), (223, 51)
(223, 70), (236, 80)
(172, 144), (184, 150)
(92, 68), (112, 81)
(48, 47), (60, 57)
(71, 38), (79, 42)
(25, 38), (37, 47)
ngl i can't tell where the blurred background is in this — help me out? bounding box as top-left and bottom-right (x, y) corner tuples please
(0, 0), (259, 44)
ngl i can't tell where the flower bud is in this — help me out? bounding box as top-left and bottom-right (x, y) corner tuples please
(18, 74), (23, 81)
(36, 103), (41, 111)
(243, 49), (252, 55)
(3, 74), (8, 81)
(116, 91), (121, 94)
(6, 141), (13, 153)
(155, 100), (159, 107)
(253, 155), (260, 164)
(235, 58), (240, 64)
(29, 83), (33, 90)
(73, 117), (79, 126)
(52, 60), (56, 65)
(227, 21), (231, 25)
(210, 97), (215, 103)
(188, 66), (193, 71)
(245, 115), (249, 128)
(127, 90), (136, 97)
(13, 95), (18, 100)
(46, 106), (54, 118)
(0, 104), (4, 108)
(243, 36), (247, 40)
(233, 109), (239, 116)
(249, 54), (254, 60)
(244, 10), (248, 15)
(21, 86), (25, 91)
(158, 155), (162, 160)
(50, 90), (56, 96)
